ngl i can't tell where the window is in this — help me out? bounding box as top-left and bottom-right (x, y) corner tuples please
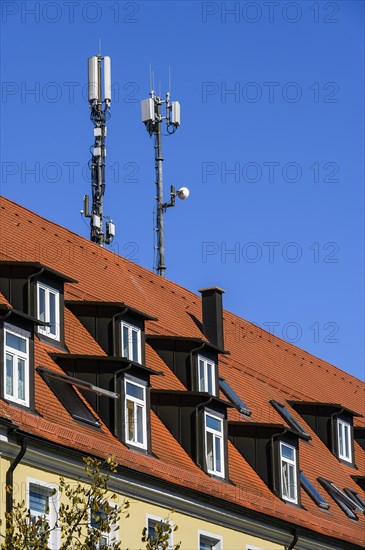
(4, 324), (30, 406)
(90, 504), (118, 548)
(198, 355), (216, 395)
(318, 478), (361, 519)
(337, 419), (352, 463)
(28, 481), (59, 549)
(205, 412), (224, 477)
(300, 471), (329, 509)
(147, 516), (173, 548)
(219, 377), (251, 415)
(344, 488), (365, 512)
(124, 378), (147, 449)
(37, 282), (60, 340)
(280, 442), (298, 503)
(271, 400), (311, 439)
(199, 531), (222, 550)
(121, 321), (141, 363)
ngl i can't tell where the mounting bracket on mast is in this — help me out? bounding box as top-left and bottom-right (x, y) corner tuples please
(141, 89), (189, 276)
(81, 54), (115, 246)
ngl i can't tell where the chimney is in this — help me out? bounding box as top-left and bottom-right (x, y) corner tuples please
(198, 287), (225, 350)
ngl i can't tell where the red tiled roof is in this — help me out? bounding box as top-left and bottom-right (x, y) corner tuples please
(0, 195), (364, 547)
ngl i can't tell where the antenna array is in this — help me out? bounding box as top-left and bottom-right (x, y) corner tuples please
(141, 88), (189, 276)
(82, 55), (115, 246)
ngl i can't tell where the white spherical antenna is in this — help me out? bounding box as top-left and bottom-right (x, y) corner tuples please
(177, 186), (190, 200)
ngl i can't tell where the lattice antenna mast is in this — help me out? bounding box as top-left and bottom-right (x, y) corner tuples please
(82, 54), (115, 246)
(141, 88), (189, 276)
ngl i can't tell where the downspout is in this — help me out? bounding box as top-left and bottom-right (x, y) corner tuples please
(330, 407), (345, 456)
(6, 435), (28, 531)
(114, 364), (133, 440)
(27, 266), (45, 315)
(112, 307), (128, 356)
(271, 428), (289, 496)
(195, 396), (214, 469)
(287, 531), (298, 550)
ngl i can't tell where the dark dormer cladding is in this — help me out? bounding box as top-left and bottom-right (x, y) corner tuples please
(65, 301), (156, 360)
(146, 336), (220, 395)
(198, 287), (225, 351)
(0, 261), (77, 349)
(151, 390), (230, 480)
(354, 427), (365, 451)
(228, 422), (301, 505)
(51, 353), (160, 453)
(290, 401), (362, 467)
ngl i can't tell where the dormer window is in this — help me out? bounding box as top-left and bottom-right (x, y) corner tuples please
(280, 441), (298, 504)
(4, 324), (30, 407)
(198, 355), (216, 395)
(121, 321), (141, 363)
(205, 411), (224, 478)
(37, 282), (60, 341)
(124, 376), (147, 449)
(337, 419), (352, 463)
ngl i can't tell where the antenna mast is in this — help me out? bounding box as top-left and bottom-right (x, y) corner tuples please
(82, 54), (115, 246)
(141, 87), (189, 276)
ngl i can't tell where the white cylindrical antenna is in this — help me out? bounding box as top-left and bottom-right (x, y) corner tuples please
(103, 56), (111, 103)
(88, 56), (99, 102)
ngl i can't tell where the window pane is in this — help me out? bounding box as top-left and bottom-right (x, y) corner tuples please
(288, 463), (296, 499)
(38, 287), (46, 322)
(206, 432), (214, 470)
(199, 360), (205, 391)
(126, 381), (144, 401)
(18, 358), (25, 400)
(6, 353), (14, 396)
(136, 404), (144, 444)
(281, 444), (294, 460)
(127, 399), (134, 441)
(131, 329), (139, 362)
(282, 462), (289, 497)
(214, 435), (222, 473)
(206, 414), (221, 432)
(30, 490), (48, 515)
(344, 425), (350, 458)
(207, 363), (213, 394)
(122, 326), (129, 358)
(6, 332), (26, 353)
(338, 423), (343, 454)
(49, 292), (56, 335)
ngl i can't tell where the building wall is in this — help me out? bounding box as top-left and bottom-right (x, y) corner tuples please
(0, 454), (284, 550)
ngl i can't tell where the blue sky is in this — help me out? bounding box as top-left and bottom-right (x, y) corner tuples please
(1, 1), (364, 380)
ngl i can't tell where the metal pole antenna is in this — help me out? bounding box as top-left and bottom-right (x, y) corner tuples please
(141, 89), (185, 276)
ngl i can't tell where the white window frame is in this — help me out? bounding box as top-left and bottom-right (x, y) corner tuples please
(204, 411), (225, 478)
(27, 478), (60, 550)
(198, 355), (216, 395)
(120, 321), (141, 363)
(280, 441), (298, 504)
(37, 282), (60, 341)
(198, 529), (222, 550)
(337, 418), (352, 463)
(3, 323), (30, 407)
(124, 377), (147, 449)
(89, 500), (119, 548)
(146, 514), (174, 549)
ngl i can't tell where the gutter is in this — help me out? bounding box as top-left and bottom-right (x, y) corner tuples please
(5, 434), (28, 532)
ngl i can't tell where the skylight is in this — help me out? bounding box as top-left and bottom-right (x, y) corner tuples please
(300, 472), (330, 510)
(219, 378), (251, 416)
(318, 478), (362, 520)
(270, 400), (311, 439)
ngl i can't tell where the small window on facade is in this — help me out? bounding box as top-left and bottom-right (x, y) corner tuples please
(37, 282), (60, 341)
(280, 442), (298, 503)
(90, 504), (118, 548)
(300, 471), (330, 509)
(199, 532), (222, 550)
(124, 378), (147, 449)
(205, 412), (224, 478)
(337, 418), (352, 463)
(198, 355), (216, 395)
(219, 378), (251, 416)
(121, 322), (141, 363)
(28, 481), (59, 549)
(4, 324), (30, 407)
(147, 516), (173, 548)
(319, 478), (361, 519)
(271, 400), (311, 439)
